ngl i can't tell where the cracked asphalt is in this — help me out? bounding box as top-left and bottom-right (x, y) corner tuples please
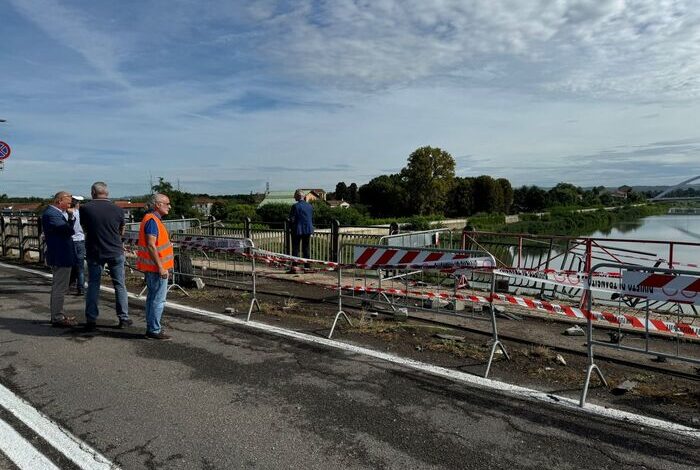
(1, 264), (699, 469)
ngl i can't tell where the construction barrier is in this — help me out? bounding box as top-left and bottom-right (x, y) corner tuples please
(579, 263), (700, 406)
(329, 243), (509, 378)
(122, 232), (261, 320)
(462, 231), (700, 321)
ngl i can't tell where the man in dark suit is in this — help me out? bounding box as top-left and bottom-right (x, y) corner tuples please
(289, 189), (314, 271)
(42, 191), (78, 327)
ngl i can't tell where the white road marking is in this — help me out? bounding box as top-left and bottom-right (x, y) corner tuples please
(0, 384), (117, 469)
(0, 417), (59, 469)
(3, 261), (699, 440)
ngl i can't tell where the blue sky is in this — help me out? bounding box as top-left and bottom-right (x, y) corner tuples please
(1, 0), (700, 197)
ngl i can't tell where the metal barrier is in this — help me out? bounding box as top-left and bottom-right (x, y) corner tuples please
(462, 230), (700, 319)
(122, 232), (261, 320)
(124, 218), (201, 233)
(329, 243), (509, 377)
(0, 216), (43, 262)
(579, 263), (700, 406)
(379, 228), (453, 248)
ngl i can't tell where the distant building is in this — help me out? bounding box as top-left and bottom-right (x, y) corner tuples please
(327, 199), (350, 209)
(0, 202), (42, 215)
(257, 188), (327, 208)
(113, 200), (147, 220)
(192, 197), (217, 217)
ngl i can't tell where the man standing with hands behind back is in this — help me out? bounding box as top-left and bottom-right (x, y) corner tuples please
(79, 181), (132, 331)
(136, 193), (174, 340)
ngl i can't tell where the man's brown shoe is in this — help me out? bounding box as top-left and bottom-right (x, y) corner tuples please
(145, 332), (172, 341)
(52, 318), (77, 328)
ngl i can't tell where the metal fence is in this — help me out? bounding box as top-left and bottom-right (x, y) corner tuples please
(330, 243), (508, 377)
(579, 263), (700, 406)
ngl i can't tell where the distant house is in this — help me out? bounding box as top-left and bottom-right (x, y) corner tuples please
(257, 188), (327, 208)
(299, 188), (326, 202)
(192, 197), (217, 217)
(113, 200), (147, 220)
(0, 202), (42, 215)
(327, 199), (350, 209)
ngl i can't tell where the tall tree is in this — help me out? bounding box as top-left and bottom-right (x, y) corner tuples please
(400, 146), (455, 215)
(472, 175), (503, 214)
(445, 177), (475, 217)
(359, 174), (409, 217)
(334, 182), (348, 201)
(347, 183), (359, 203)
(496, 178), (514, 214)
(151, 177), (197, 219)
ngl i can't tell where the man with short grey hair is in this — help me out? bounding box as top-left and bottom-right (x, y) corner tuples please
(79, 181), (132, 331)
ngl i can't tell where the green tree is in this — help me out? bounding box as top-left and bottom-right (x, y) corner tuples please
(445, 177), (475, 217)
(472, 175), (503, 214)
(347, 183), (359, 203)
(151, 177), (197, 219)
(359, 174), (409, 217)
(256, 203), (292, 223)
(400, 146), (455, 215)
(496, 178), (514, 214)
(334, 182), (348, 201)
(547, 183), (581, 207)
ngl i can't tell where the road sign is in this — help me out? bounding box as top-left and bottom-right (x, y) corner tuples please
(0, 141), (10, 160)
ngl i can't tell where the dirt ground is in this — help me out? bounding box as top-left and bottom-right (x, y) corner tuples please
(125, 273), (700, 430)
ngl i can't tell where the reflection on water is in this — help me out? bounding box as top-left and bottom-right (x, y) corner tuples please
(588, 214), (700, 264)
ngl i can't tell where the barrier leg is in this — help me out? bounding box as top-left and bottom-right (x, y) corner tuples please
(580, 363), (607, 407)
(328, 310), (353, 339)
(246, 298), (261, 322)
(484, 340), (510, 379)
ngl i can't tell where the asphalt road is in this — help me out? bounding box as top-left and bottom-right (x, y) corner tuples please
(0, 263), (698, 469)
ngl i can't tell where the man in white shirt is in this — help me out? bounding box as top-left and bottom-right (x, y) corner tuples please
(70, 195), (86, 295)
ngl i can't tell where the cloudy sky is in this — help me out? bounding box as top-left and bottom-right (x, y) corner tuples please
(1, 0), (700, 197)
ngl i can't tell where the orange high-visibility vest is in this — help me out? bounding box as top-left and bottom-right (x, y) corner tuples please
(136, 213), (174, 272)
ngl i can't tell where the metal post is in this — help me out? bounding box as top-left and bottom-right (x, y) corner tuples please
(208, 215), (215, 236)
(0, 216), (6, 257)
(244, 217), (251, 239)
(17, 218), (25, 262)
(37, 217), (44, 264)
(284, 219), (291, 255)
(330, 219), (340, 262)
(580, 260), (608, 407)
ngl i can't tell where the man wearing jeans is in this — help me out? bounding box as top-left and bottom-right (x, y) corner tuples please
(79, 181), (132, 331)
(136, 193), (173, 340)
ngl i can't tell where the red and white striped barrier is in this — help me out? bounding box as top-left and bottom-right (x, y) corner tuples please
(270, 272), (700, 338)
(622, 271), (700, 304)
(353, 246), (495, 270)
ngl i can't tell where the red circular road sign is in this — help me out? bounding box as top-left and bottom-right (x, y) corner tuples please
(0, 141), (10, 160)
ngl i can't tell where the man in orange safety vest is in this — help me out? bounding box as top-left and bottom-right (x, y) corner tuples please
(136, 193), (174, 340)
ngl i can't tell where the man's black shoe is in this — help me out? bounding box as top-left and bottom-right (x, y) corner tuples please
(84, 322), (97, 332)
(117, 318), (134, 329)
(145, 332), (172, 341)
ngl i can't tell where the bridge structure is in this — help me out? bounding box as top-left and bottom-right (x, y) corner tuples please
(649, 175), (700, 202)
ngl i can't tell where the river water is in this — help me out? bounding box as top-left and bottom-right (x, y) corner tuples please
(588, 214), (700, 266)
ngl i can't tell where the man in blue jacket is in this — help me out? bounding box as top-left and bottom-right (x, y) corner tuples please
(289, 189), (314, 271)
(42, 191), (78, 327)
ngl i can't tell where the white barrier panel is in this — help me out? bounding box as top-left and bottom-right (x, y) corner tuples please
(622, 271), (700, 305)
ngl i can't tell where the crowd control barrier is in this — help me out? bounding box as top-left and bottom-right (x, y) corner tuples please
(0, 216), (43, 262)
(579, 263), (700, 406)
(329, 243), (509, 378)
(122, 232), (261, 321)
